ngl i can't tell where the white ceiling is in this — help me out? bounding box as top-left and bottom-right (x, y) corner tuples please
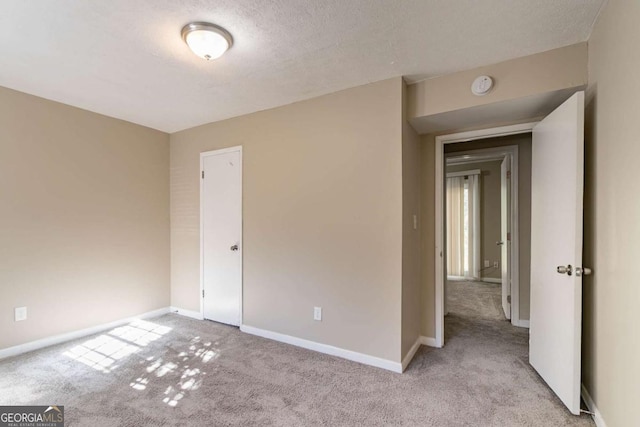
(0, 0), (605, 133)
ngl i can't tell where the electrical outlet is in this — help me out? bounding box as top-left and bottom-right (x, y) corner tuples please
(413, 215), (418, 230)
(15, 307), (27, 322)
(494, 261), (499, 268)
(484, 260), (490, 268)
(313, 307), (322, 321)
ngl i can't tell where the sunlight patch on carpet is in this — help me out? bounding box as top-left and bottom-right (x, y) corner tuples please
(63, 320), (172, 373)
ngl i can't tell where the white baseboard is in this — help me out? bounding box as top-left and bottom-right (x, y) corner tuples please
(240, 324), (402, 373)
(581, 383), (607, 427)
(480, 278), (502, 284)
(169, 306), (204, 320)
(420, 336), (440, 348)
(0, 307), (171, 360)
(513, 319), (530, 328)
(401, 337), (422, 371)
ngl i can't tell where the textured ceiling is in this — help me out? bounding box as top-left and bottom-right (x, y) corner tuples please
(0, 0), (605, 133)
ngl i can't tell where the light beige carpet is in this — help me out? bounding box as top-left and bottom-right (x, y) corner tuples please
(446, 279), (506, 321)
(0, 311), (594, 426)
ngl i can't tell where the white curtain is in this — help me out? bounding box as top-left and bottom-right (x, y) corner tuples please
(466, 174), (481, 280)
(446, 173), (481, 280)
(446, 177), (465, 277)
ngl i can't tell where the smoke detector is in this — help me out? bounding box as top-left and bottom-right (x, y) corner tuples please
(471, 76), (494, 96)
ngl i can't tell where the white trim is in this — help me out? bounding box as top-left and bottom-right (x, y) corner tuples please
(435, 123), (537, 347)
(446, 169), (481, 178)
(435, 137), (444, 347)
(480, 278), (502, 284)
(240, 324), (402, 373)
(438, 122), (537, 144)
(447, 153), (510, 166)
(200, 145), (244, 156)
(510, 148), (521, 325)
(514, 319), (530, 328)
(581, 384), (607, 427)
(0, 307), (170, 360)
(447, 275), (466, 281)
(401, 337), (422, 371)
(419, 336), (440, 348)
(169, 306), (204, 320)
(200, 146), (243, 326)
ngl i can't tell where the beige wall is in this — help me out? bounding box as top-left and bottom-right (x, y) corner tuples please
(408, 43), (588, 120)
(0, 86), (170, 350)
(446, 160), (502, 281)
(401, 81), (422, 359)
(170, 78), (404, 363)
(583, 1), (640, 425)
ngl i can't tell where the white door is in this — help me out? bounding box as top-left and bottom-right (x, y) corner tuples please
(529, 91), (585, 415)
(201, 147), (242, 326)
(500, 157), (511, 319)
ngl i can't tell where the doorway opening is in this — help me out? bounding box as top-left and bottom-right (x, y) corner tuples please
(444, 145), (520, 324)
(434, 123), (535, 348)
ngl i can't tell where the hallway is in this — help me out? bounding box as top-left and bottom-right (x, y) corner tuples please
(446, 279), (506, 321)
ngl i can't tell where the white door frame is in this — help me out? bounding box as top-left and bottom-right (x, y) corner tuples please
(200, 146), (243, 324)
(445, 146), (519, 320)
(434, 123), (536, 347)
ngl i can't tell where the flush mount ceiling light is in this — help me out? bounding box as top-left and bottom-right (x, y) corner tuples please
(181, 22), (233, 61)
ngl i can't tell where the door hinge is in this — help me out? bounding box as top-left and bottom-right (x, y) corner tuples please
(201, 171), (204, 179)
(507, 295), (511, 303)
(202, 290), (205, 298)
(507, 170), (511, 179)
(507, 232), (511, 241)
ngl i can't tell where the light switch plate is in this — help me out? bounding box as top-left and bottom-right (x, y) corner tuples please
(15, 306), (27, 322)
(313, 307), (322, 321)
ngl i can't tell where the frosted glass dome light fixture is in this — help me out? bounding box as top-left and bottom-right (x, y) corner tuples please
(181, 22), (233, 60)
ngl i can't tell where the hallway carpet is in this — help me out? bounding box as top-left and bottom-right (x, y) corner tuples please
(446, 279), (506, 321)
(0, 313), (593, 426)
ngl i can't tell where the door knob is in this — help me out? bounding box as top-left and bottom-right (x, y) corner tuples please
(230, 244), (239, 251)
(496, 241), (504, 246)
(575, 267), (592, 277)
(557, 265), (573, 276)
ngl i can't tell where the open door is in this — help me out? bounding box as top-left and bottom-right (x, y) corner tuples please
(529, 91), (587, 415)
(500, 157), (511, 319)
